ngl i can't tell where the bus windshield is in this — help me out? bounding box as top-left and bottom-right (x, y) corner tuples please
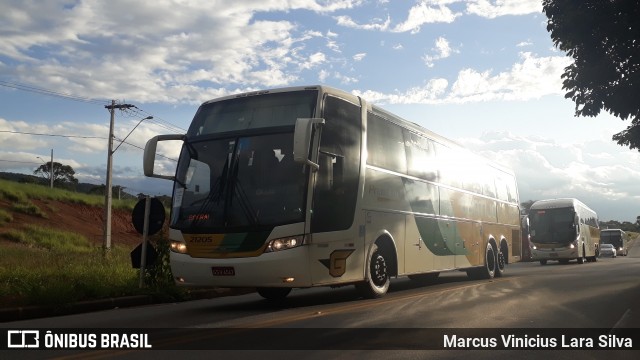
(529, 207), (576, 244)
(600, 231), (622, 244)
(167, 90), (318, 232)
(170, 133), (307, 231)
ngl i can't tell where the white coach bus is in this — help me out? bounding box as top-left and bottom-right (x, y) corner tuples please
(528, 198), (600, 265)
(143, 85), (522, 300)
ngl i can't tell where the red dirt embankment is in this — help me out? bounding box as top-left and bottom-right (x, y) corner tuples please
(0, 198), (141, 247)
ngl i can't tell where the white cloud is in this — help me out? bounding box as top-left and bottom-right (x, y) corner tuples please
(318, 69), (330, 82)
(465, 0), (542, 19)
(449, 52), (571, 102)
(517, 41), (533, 47)
(423, 37), (458, 67)
(0, 1), (364, 104)
(393, 1), (462, 33)
(353, 53), (572, 104)
(305, 52), (327, 69)
(335, 15), (391, 31)
(353, 53), (367, 61)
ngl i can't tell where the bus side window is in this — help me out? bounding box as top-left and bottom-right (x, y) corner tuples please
(367, 113), (407, 174)
(404, 130), (437, 181)
(311, 95), (361, 232)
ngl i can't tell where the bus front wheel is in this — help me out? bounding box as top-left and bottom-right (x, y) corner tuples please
(356, 243), (390, 298)
(576, 246), (586, 264)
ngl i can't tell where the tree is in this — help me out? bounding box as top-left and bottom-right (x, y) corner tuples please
(33, 161), (78, 188)
(542, 1), (640, 150)
(520, 200), (537, 214)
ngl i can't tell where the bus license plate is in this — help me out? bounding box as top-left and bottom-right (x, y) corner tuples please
(211, 267), (235, 276)
(549, 253), (558, 258)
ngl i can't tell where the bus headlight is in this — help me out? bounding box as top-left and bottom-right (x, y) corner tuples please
(265, 235), (305, 253)
(170, 241), (188, 254)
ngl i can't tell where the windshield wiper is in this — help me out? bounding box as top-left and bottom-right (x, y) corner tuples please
(226, 154), (259, 226)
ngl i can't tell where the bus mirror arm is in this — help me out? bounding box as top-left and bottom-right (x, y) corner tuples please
(293, 118), (325, 171)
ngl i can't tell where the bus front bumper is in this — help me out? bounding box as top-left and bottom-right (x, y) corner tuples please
(531, 247), (578, 261)
(169, 246), (312, 288)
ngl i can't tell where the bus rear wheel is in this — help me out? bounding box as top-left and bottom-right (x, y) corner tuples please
(257, 287), (291, 301)
(356, 243), (390, 298)
(482, 243), (497, 279)
(468, 243), (496, 280)
(495, 246), (506, 277)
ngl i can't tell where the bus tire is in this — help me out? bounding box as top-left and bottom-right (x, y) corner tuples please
(479, 243), (496, 279)
(495, 242), (507, 277)
(257, 287), (291, 301)
(356, 243), (390, 298)
(540, 260), (547, 265)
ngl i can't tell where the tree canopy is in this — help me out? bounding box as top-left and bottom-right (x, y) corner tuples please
(543, 0), (640, 150)
(34, 161), (78, 188)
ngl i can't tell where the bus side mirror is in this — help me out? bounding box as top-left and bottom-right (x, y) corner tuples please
(144, 134), (185, 181)
(293, 118), (325, 171)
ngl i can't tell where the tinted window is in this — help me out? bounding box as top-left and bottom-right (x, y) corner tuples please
(311, 96), (362, 232)
(403, 130), (437, 181)
(189, 91), (318, 136)
(366, 112), (407, 174)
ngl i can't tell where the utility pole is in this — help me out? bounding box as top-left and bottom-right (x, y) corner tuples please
(103, 101), (134, 256)
(49, 148), (53, 189)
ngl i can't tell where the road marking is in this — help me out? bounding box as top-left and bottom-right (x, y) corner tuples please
(611, 308), (632, 330)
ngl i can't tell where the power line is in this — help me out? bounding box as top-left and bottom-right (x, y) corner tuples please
(0, 130), (178, 161)
(112, 137), (178, 162)
(1, 80), (187, 134)
(0, 130), (107, 139)
(125, 106), (187, 133)
(0, 80), (109, 105)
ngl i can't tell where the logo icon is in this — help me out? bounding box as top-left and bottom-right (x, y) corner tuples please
(7, 330), (39, 348)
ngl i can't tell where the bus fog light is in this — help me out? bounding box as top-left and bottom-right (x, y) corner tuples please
(282, 277), (295, 283)
(171, 241), (188, 254)
(265, 235), (305, 253)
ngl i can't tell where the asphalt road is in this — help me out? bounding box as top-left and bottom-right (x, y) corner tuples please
(3, 239), (640, 359)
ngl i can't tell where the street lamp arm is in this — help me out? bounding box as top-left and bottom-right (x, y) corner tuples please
(113, 116), (153, 153)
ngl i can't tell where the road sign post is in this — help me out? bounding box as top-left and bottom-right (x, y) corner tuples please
(131, 197), (165, 288)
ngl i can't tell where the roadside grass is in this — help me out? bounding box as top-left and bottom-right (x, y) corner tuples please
(0, 225), (183, 308)
(0, 244), (142, 307)
(10, 202), (48, 218)
(0, 179), (187, 310)
(0, 208), (12, 224)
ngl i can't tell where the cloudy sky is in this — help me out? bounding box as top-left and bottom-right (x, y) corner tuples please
(0, 0), (638, 222)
